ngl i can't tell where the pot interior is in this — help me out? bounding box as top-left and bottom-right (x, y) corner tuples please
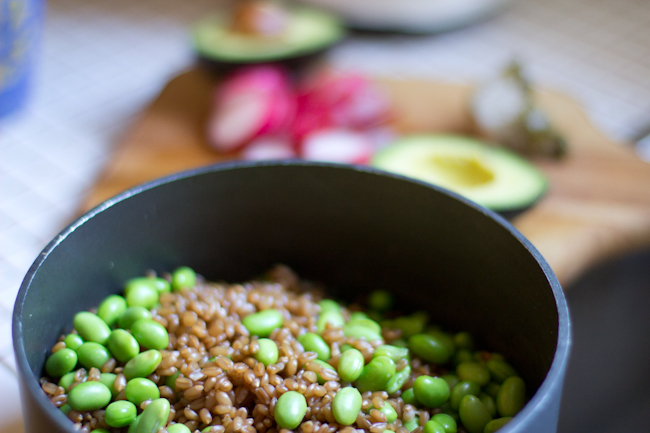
(15, 162), (564, 429)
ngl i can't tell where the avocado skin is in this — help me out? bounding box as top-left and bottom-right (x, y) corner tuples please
(196, 46), (337, 74)
(192, 7), (346, 70)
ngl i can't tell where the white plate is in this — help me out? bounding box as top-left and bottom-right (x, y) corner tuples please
(296, 0), (513, 33)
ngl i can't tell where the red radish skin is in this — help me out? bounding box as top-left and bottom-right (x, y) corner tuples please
(300, 128), (375, 165)
(294, 71), (392, 134)
(207, 65), (296, 152)
(240, 137), (297, 160)
(218, 65), (292, 103)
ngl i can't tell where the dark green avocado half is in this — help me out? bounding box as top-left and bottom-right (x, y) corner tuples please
(192, 6), (346, 67)
(371, 134), (548, 219)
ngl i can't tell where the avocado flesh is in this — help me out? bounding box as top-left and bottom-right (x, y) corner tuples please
(371, 135), (547, 212)
(193, 7), (345, 63)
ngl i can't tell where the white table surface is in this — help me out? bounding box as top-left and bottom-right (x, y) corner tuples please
(2, 0), (650, 431)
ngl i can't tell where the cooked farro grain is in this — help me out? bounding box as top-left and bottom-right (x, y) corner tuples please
(41, 264), (525, 433)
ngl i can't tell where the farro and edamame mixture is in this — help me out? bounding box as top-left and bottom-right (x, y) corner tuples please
(41, 265), (527, 433)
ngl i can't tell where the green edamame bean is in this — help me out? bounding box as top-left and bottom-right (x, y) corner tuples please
(496, 376), (526, 417)
(344, 318), (382, 341)
(350, 312), (369, 321)
(136, 398), (170, 433)
(457, 362), (490, 387)
(165, 370), (181, 391)
(343, 325), (382, 341)
(488, 353), (505, 362)
(368, 290), (393, 312)
(454, 349), (474, 366)
(93, 429), (110, 433)
(318, 299), (340, 312)
(450, 380), (481, 411)
(100, 373), (119, 398)
(298, 333), (330, 361)
(403, 419), (420, 431)
(74, 312), (111, 345)
(458, 395), (492, 433)
(59, 371), (77, 392)
(479, 393), (497, 417)
(431, 413), (457, 433)
(126, 277), (169, 296)
(243, 309), (283, 337)
(132, 319), (169, 350)
(64, 334), (84, 351)
(391, 312), (428, 338)
(167, 424), (192, 433)
(355, 355), (395, 393)
(68, 381), (112, 411)
(385, 365), (411, 394)
(426, 329), (456, 358)
(171, 266), (196, 291)
(125, 283), (158, 309)
(128, 414), (142, 433)
(125, 377), (160, 406)
(372, 402), (397, 423)
(108, 329), (140, 362)
(118, 306), (152, 330)
(401, 388), (417, 406)
(97, 295), (127, 327)
(338, 348), (365, 382)
(45, 348), (78, 378)
(124, 349), (162, 380)
(373, 345), (409, 363)
(484, 383), (500, 400)
(486, 359), (517, 384)
(409, 334), (451, 365)
(316, 310), (345, 333)
(255, 338), (279, 366)
(332, 387), (362, 425)
(274, 391), (307, 429)
(60, 404), (71, 415)
(413, 375), (450, 408)
(453, 332), (474, 351)
(441, 374), (459, 390)
(483, 417), (512, 433)
(423, 420), (446, 433)
(153, 278), (170, 294)
(77, 342), (111, 369)
(105, 400), (137, 428)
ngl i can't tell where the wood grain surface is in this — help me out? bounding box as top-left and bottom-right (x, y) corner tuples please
(81, 67), (650, 288)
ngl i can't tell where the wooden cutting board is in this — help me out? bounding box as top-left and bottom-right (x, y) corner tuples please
(81, 67), (650, 288)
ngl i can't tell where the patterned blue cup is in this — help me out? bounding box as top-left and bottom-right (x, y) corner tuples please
(0, 0), (44, 118)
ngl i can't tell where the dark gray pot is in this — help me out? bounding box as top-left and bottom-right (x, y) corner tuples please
(13, 161), (570, 433)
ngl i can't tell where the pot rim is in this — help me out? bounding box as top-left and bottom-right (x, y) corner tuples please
(12, 160), (571, 433)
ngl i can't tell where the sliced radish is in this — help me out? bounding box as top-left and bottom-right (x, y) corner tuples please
(240, 136), (297, 160)
(218, 65), (292, 103)
(300, 128), (375, 165)
(207, 65), (296, 152)
(296, 70), (392, 131)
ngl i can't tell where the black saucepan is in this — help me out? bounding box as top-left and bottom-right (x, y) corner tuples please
(13, 161), (570, 433)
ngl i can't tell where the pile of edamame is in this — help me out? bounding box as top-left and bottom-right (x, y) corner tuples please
(40, 266), (527, 433)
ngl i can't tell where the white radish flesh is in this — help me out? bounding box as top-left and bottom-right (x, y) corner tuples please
(300, 129), (375, 165)
(240, 137), (297, 160)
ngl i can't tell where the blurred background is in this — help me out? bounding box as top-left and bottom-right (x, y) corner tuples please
(1, 0), (650, 432)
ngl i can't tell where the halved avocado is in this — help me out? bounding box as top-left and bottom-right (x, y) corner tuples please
(192, 6), (346, 67)
(371, 135), (548, 217)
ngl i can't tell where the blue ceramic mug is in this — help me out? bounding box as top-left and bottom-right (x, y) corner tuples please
(0, 0), (44, 118)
